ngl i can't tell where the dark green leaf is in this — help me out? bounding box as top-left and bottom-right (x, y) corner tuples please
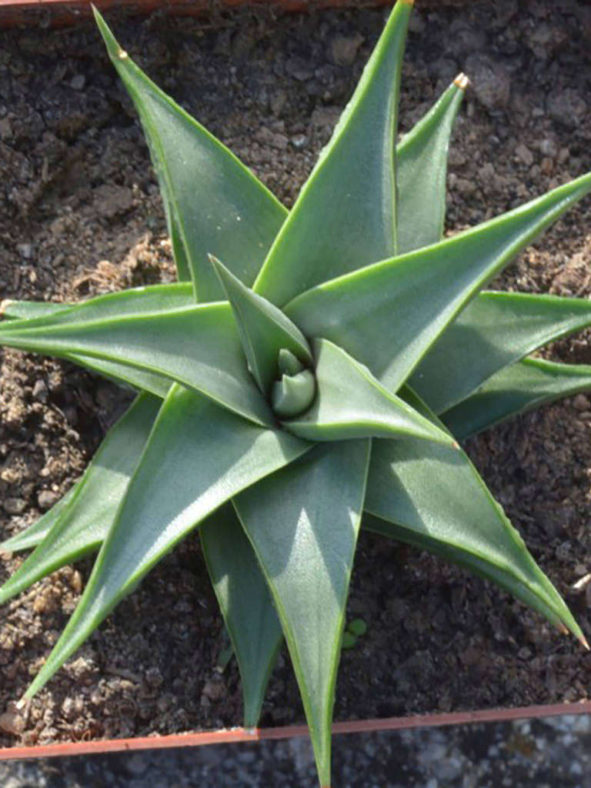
(0, 394), (161, 605)
(1, 300), (71, 320)
(2, 283), (194, 330)
(201, 504), (282, 728)
(286, 172), (591, 393)
(443, 356), (591, 439)
(411, 290), (591, 413)
(95, 8), (286, 297)
(25, 385), (309, 698)
(364, 512), (571, 636)
(0, 487), (77, 554)
(364, 387), (583, 641)
(284, 339), (454, 445)
(0, 300), (272, 426)
(396, 75), (466, 253)
(2, 289), (190, 397)
(210, 255), (312, 394)
(254, 0), (413, 306)
(234, 441), (371, 787)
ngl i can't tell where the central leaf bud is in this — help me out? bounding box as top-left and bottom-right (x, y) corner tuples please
(271, 348), (316, 419)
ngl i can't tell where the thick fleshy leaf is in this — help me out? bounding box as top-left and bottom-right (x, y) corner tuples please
(364, 387), (583, 641)
(2, 284), (194, 329)
(254, 0), (413, 306)
(396, 75), (467, 254)
(210, 256), (312, 394)
(0, 487), (77, 554)
(234, 441), (371, 787)
(363, 512), (570, 635)
(95, 8), (286, 298)
(0, 394), (161, 604)
(0, 300), (272, 426)
(286, 172), (591, 392)
(2, 291), (180, 397)
(443, 356), (591, 439)
(285, 339), (453, 445)
(25, 385), (309, 698)
(201, 504), (282, 728)
(1, 300), (71, 320)
(68, 358), (170, 398)
(411, 290), (591, 414)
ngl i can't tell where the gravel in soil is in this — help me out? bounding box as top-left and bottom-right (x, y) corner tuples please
(1, 0), (591, 748)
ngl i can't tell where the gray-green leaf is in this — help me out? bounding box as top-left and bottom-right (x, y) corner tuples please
(25, 384), (309, 699)
(234, 441), (370, 787)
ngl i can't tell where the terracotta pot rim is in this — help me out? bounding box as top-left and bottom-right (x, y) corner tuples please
(1, 700), (590, 761)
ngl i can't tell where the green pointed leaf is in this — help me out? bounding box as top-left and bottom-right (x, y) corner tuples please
(2, 288), (187, 397)
(396, 75), (466, 254)
(364, 387), (583, 641)
(271, 370), (316, 419)
(411, 290), (591, 414)
(0, 487), (77, 554)
(254, 0), (413, 306)
(2, 284), (194, 330)
(363, 512), (570, 635)
(25, 385), (309, 698)
(285, 339), (453, 446)
(234, 441), (371, 787)
(1, 300), (71, 320)
(0, 394), (160, 605)
(68, 358), (170, 398)
(286, 172), (591, 392)
(201, 504), (282, 728)
(0, 300), (273, 427)
(443, 356), (591, 439)
(94, 8), (286, 298)
(210, 256), (312, 394)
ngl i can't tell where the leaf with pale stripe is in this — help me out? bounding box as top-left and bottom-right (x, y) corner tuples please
(25, 385), (309, 698)
(234, 441), (370, 787)
(94, 8), (286, 298)
(0, 301), (272, 426)
(396, 76), (466, 254)
(201, 504), (282, 728)
(411, 290), (591, 413)
(254, 0), (413, 306)
(0, 394), (161, 604)
(210, 256), (312, 394)
(285, 339), (453, 445)
(443, 356), (591, 439)
(364, 387), (583, 641)
(286, 172), (591, 393)
(1, 487), (77, 554)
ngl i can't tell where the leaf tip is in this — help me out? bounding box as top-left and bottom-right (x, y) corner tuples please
(454, 73), (470, 91)
(0, 299), (14, 318)
(578, 633), (590, 651)
(571, 573), (591, 592)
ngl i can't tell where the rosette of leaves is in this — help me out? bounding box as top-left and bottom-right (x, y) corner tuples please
(1, 2), (591, 785)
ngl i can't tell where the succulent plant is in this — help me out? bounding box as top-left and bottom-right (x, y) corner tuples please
(1, 1), (591, 784)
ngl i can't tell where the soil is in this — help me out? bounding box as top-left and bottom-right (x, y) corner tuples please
(1, 0), (591, 749)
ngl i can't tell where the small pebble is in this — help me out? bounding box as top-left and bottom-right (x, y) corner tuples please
(3, 497), (27, 515)
(37, 489), (59, 510)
